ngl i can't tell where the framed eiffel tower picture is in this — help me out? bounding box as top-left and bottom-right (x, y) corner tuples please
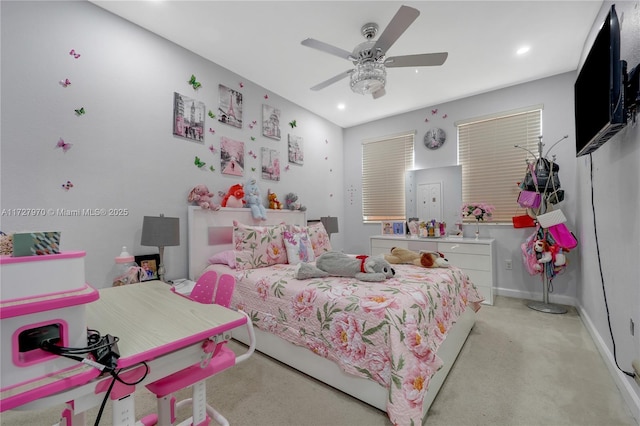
(217, 84), (243, 128)
(262, 104), (281, 140)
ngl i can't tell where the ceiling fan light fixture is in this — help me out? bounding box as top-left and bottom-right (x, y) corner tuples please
(350, 62), (386, 95)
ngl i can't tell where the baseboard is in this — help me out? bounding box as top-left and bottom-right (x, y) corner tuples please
(495, 287), (576, 307)
(576, 304), (640, 424)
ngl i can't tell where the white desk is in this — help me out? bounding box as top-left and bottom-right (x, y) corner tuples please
(4, 281), (249, 425)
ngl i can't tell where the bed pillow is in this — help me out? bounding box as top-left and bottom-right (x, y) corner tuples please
(292, 222), (332, 257)
(233, 221), (288, 270)
(283, 230), (315, 265)
(208, 250), (236, 269)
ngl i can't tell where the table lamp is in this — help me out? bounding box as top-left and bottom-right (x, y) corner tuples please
(320, 216), (339, 238)
(141, 214), (180, 282)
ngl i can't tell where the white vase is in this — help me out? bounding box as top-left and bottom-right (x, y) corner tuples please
(475, 221), (480, 240)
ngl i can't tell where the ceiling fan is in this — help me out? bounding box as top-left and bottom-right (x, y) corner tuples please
(301, 5), (448, 99)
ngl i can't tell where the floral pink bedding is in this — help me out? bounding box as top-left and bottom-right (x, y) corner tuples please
(229, 262), (483, 425)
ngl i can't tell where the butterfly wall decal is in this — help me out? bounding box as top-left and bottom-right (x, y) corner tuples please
(55, 138), (73, 153)
(250, 136), (255, 141)
(62, 181), (74, 190)
(208, 144), (217, 154)
(285, 165), (290, 171)
(69, 49), (80, 59)
(431, 109), (438, 115)
(264, 94), (269, 99)
(188, 74), (201, 90)
(59, 78), (71, 87)
(239, 82), (244, 88)
(74, 107), (85, 116)
(194, 156), (206, 168)
(248, 150), (257, 159)
(251, 167), (256, 172)
(209, 128), (215, 134)
(209, 166), (215, 172)
(442, 114), (448, 119)
(289, 120), (297, 128)
(208, 110), (215, 119)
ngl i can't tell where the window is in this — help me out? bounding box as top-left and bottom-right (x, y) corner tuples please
(362, 132), (415, 222)
(457, 106), (541, 223)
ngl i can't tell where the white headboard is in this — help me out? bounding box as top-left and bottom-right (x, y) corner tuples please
(187, 206), (306, 279)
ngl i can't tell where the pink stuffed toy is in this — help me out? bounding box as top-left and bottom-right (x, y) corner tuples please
(188, 184), (220, 210)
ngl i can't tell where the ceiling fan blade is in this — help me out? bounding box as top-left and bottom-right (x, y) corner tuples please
(310, 69), (354, 91)
(372, 87), (386, 99)
(385, 52), (448, 68)
(301, 38), (354, 61)
(372, 5), (420, 54)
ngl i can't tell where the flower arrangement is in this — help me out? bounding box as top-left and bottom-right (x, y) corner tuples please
(461, 203), (495, 222)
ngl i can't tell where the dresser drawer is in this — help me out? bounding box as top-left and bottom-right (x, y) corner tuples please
(439, 242), (491, 256)
(462, 268), (492, 285)
(441, 252), (491, 272)
(407, 240), (438, 252)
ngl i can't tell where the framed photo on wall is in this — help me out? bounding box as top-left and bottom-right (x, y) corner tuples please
(261, 147), (280, 181)
(262, 104), (281, 140)
(173, 92), (205, 142)
(135, 254), (160, 281)
(288, 134), (304, 165)
(218, 84), (243, 128)
(220, 136), (245, 176)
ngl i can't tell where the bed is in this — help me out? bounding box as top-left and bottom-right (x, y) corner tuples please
(187, 206), (483, 425)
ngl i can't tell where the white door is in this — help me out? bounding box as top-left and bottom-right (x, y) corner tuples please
(418, 182), (442, 221)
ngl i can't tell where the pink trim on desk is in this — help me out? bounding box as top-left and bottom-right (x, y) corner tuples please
(0, 251), (85, 265)
(0, 284), (99, 319)
(115, 317), (247, 370)
(0, 364), (99, 412)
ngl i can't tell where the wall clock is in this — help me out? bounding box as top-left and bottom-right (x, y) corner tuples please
(424, 128), (446, 150)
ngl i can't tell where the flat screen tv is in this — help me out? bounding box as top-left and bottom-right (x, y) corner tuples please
(574, 5), (626, 157)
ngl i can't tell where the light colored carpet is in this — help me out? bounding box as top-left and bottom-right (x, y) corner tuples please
(1, 296), (636, 426)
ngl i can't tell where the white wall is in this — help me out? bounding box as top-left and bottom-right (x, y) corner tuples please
(344, 72), (579, 304)
(0, 1), (344, 288)
(574, 1), (640, 418)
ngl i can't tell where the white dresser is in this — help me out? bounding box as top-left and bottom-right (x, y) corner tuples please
(370, 235), (496, 305)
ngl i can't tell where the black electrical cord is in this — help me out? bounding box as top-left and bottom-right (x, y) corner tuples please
(589, 153), (635, 378)
(40, 329), (150, 425)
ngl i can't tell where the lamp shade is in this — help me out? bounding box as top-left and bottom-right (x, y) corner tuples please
(141, 215), (180, 247)
(320, 216), (339, 236)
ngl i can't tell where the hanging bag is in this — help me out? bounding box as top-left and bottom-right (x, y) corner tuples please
(518, 163), (541, 208)
(548, 223), (578, 250)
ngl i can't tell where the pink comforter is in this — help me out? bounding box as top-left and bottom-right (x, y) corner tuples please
(230, 263), (483, 425)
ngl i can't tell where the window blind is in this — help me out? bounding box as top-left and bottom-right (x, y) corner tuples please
(362, 132), (415, 222)
(457, 108), (541, 223)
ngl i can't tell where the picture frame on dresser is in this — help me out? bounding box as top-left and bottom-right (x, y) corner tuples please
(382, 221), (406, 235)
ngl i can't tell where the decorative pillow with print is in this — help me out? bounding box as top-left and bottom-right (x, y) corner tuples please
(291, 222), (332, 257)
(233, 221), (287, 270)
(283, 230), (315, 265)
(208, 250), (236, 269)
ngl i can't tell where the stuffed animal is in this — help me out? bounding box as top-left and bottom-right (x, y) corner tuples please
(188, 184), (220, 210)
(384, 247), (449, 268)
(244, 178), (267, 220)
(268, 189), (283, 209)
(295, 251), (395, 282)
(221, 184), (246, 208)
(533, 239), (552, 267)
(284, 192), (307, 211)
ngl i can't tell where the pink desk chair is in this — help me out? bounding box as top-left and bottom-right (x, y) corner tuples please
(141, 271), (255, 426)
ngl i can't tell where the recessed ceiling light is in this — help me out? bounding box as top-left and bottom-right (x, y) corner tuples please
(337, 103), (346, 110)
(517, 46), (530, 55)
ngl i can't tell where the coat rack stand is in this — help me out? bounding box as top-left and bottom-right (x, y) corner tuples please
(517, 135), (568, 315)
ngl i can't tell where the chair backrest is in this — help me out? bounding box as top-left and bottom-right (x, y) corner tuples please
(214, 274), (235, 308)
(189, 271), (217, 304)
(189, 271), (236, 309)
